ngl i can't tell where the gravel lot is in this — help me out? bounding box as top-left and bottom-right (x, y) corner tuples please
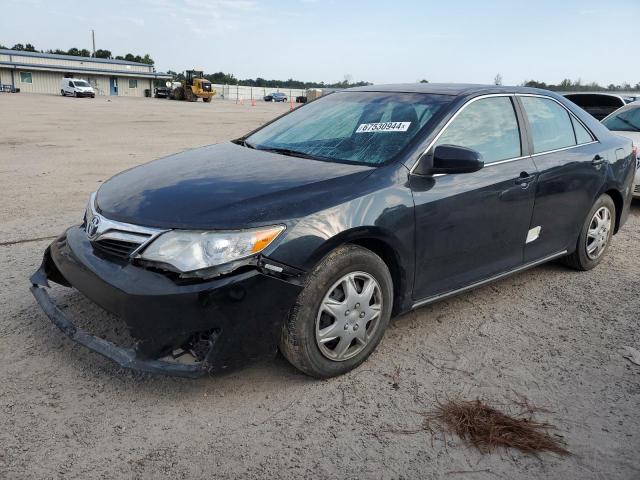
(1, 93), (639, 480)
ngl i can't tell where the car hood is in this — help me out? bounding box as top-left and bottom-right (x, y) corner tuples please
(96, 142), (375, 229)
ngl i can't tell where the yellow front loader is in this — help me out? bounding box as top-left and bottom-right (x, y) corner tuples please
(171, 70), (215, 103)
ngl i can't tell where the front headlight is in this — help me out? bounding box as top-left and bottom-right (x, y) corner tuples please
(139, 225), (285, 273)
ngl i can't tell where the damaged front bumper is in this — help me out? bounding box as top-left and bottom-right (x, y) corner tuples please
(30, 227), (303, 378)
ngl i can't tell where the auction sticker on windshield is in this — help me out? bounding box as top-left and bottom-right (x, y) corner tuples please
(356, 122), (411, 133)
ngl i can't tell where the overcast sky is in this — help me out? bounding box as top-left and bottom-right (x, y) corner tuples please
(3, 0), (639, 86)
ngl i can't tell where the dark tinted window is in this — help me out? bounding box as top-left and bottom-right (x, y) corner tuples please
(434, 97), (521, 162)
(602, 107), (640, 132)
(521, 97), (576, 153)
(564, 94), (625, 109)
(246, 92), (452, 165)
(571, 116), (594, 144)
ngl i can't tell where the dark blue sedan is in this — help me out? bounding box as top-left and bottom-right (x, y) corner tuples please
(31, 84), (636, 378)
(264, 92), (287, 102)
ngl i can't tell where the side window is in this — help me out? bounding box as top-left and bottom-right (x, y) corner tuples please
(434, 97), (521, 163)
(571, 116), (593, 144)
(521, 97), (576, 153)
(69, 81), (74, 87)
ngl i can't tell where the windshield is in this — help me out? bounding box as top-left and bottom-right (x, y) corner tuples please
(603, 107), (640, 132)
(245, 91), (452, 165)
(73, 80), (90, 87)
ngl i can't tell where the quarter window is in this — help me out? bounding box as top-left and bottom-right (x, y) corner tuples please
(521, 97), (576, 153)
(571, 116), (594, 144)
(434, 97), (521, 163)
(128, 79), (137, 88)
(20, 72), (33, 84)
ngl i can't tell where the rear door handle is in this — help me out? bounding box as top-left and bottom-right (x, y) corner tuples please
(592, 154), (606, 166)
(515, 172), (537, 186)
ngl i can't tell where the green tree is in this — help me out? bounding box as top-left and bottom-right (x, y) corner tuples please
(94, 49), (112, 59)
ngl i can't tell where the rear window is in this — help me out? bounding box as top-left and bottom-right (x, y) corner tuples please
(246, 91), (453, 165)
(565, 94), (625, 109)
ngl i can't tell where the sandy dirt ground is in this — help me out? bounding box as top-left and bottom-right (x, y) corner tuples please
(1, 93), (639, 480)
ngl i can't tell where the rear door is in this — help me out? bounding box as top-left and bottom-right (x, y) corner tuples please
(411, 95), (538, 301)
(517, 95), (605, 262)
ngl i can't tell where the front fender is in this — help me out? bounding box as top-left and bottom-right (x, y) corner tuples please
(268, 166), (415, 313)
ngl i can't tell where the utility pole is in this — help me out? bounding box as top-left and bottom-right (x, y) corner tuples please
(91, 29), (96, 57)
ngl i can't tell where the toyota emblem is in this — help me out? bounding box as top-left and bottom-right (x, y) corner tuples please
(87, 216), (100, 238)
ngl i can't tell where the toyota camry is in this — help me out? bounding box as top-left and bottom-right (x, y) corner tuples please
(31, 84), (637, 378)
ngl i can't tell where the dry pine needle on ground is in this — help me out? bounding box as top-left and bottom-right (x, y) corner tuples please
(423, 399), (569, 455)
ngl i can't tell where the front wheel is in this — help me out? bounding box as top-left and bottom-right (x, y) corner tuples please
(562, 193), (615, 271)
(60, 89), (65, 96)
(280, 244), (393, 378)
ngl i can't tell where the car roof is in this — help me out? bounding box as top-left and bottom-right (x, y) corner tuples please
(345, 83), (552, 96)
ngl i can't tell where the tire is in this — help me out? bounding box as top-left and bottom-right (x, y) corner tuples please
(280, 244), (393, 378)
(172, 87), (184, 101)
(203, 97), (211, 103)
(562, 193), (615, 271)
(74, 92), (78, 98)
(60, 90), (65, 96)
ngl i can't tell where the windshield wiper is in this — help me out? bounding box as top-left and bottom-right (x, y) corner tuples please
(255, 146), (328, 161)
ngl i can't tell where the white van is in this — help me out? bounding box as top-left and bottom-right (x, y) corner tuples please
(60, 78), (95, 98)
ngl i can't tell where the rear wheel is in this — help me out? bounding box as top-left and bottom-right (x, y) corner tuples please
(280, 244), (393, 378)
(60, 89), (65, 96)
(203, 97), (211, 103)
(562, 193), (615, 270)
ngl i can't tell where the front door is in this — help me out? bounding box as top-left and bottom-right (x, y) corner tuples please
(517, 95), (606, 262)
(109, 77), (118, 96)
(411, 95), (537, 301)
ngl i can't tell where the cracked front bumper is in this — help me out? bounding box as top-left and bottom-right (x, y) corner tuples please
(30, 227), (303, 377)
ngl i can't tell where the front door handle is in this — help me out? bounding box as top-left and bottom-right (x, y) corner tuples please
(515, 172), (536, 186)
(592, 154), (606, 166)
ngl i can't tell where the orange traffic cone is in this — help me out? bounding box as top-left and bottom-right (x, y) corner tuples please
(289, 98), (294, 111)
(251, 98), (256, 107)
(240, 98), (244, 106)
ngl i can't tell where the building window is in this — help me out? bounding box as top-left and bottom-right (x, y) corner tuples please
(20, 72), (33, 84)
(128, 79), (137, 89)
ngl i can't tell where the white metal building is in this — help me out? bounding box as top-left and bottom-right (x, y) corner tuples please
(0, 49), (171, 97)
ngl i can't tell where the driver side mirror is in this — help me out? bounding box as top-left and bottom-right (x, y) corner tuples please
(413, 145), (484, 175)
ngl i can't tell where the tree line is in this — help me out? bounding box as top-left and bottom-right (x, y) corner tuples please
(522, 78), (640, 92)
(1, 43), (154, 65)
